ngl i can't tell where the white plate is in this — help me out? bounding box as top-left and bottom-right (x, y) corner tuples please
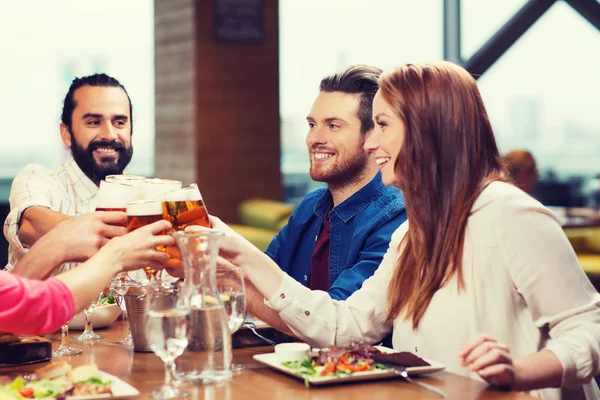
(253, 347), (445, 386)
(66, 370), (140, 399)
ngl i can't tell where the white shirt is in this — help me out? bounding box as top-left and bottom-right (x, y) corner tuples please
(266, 182), (600, 400)
(4, 158), (98, 274)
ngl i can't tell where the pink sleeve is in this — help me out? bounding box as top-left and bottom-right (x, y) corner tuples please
(0, 272), (76, 335)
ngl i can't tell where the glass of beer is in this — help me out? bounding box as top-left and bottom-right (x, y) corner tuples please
(98, 181), (143, 345)
(105, 174), (147, 183)
(96, 180), (141, 212)
(140, 178), (182, 201)
(163, 184), (210, 230)
(126, 199), (167, 287)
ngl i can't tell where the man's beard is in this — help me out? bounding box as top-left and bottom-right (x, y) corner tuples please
(70, 132), (133, 182)
(309, 145), (368, 186)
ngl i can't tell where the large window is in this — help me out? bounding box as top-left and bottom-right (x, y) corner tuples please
(0, 1), (154, 188)
(281, 1), (600, 206)
(279, 0), (443, 202)
(463, 1), (600, 205)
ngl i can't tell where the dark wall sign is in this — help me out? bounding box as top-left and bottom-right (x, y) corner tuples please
(214, 0), (264, 43)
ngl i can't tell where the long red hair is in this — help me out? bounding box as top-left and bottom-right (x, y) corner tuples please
(383, 61), (507, 329)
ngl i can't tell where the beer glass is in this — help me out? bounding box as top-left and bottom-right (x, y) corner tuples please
(127, 200), (167, 287)
(163, 184), (210, 230)
(97, 180), (142, 329)
(140, 178), (182, 201)
(96, 180), (141, 212)
(105, 174), (146, 183)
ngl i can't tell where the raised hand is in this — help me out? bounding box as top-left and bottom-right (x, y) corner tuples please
(51, 211), (129, 263)
(97, 220), (175, 273)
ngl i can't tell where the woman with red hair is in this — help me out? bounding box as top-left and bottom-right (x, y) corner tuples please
(210, 61), (600, 399)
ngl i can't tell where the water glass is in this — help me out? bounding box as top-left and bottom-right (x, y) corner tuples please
(145, 288), (189, 399)
(216, 265), (246, 372)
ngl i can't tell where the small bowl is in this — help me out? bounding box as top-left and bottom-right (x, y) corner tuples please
(69, 303), (122, 330)
(275, 343), (310, 363)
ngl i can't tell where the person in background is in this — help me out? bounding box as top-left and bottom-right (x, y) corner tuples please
(0, 214), (173, 335)
(503, 149), (538, 194)
(210, 61), (600, 399)
(4, 73), (135, 277)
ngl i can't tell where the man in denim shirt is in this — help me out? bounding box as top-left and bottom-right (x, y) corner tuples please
(266, 65), (407, 301)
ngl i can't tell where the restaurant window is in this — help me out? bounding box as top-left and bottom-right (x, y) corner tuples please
(0, 1), (155, 201)
(279, 0), (443, 203)
(463, 1), (600, 206)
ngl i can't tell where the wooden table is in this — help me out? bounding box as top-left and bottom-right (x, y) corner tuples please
(2, 322), (535, 399)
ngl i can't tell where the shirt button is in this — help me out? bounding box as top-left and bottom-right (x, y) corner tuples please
(280, 293), (285, 299)
(305, 311), (310, 316)
(303, 275), (308, 282)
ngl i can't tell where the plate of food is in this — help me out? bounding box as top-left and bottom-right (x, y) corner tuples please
(0, 360), (139, 399)
(253, 343), (445, 387)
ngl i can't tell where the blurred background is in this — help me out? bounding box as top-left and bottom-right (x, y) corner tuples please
(1, 0), (599, 260)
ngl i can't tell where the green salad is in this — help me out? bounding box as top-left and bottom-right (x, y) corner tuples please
(97, 295), (116, 306)
(0, 376), (68, 399)
(282, 345), (389, 388)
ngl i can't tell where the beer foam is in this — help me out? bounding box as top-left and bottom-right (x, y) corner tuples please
(106, 174), (146, 182)
(126, 200), (163, 216)
(96, 181), (141, 209)
(140, 178), (182, 201)
(164, 184), (202, 202)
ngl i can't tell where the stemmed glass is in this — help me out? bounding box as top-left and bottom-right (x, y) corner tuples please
(53, 317), (83, 356)
(74, 292), (104, 341)
(110, 274), (141, 345)
(145, 286), (190, 399)
(216, 265), (246, 372)
(163, 183), (211, 230)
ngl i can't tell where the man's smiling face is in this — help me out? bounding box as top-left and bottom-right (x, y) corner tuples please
(305, 91), (369, 185)
(61, 85), (133, 182)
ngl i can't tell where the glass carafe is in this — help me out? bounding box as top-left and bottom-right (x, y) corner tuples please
(172, 230), (232, 384)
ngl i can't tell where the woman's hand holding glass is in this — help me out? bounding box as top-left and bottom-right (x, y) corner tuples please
(101, 219), (175, 274)
(202, 216), (285, 301)
(51, 212), (129, 264)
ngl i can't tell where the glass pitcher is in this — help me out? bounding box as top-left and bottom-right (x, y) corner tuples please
(172, 230), (232, 384)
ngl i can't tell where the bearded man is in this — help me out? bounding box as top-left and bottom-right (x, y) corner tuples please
(4, 73), (135, 278)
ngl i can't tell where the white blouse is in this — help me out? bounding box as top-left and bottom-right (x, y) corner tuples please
(266, 182), (600, 400)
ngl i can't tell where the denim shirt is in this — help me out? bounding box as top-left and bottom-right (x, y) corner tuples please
(266, 173), (407, 300)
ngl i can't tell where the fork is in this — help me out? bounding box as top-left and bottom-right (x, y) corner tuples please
(242, 319), (277, 346)
(391, 366), (447, 398)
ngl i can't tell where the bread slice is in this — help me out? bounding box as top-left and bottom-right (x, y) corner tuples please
(35, 360), (72, 380)
(67, 364), (101, 383)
